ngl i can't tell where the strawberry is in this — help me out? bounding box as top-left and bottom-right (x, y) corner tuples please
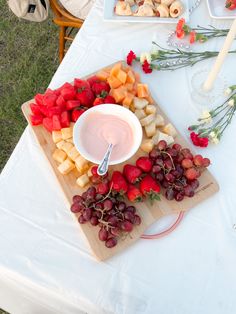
(226, 0), (236, 10)
(47, 106), (62, 118)
(91, 165), (99, 177)
(61, 87), (76, 100)
(123, 164), (142, 184)
(71, 108), (85, 122)
(87, 75), (100, 88)
(140, 175), (160, 202)
(57, 82), (73, 93)
(30, 114), (43, 126)
(60, 111), (70, 128)
(136, 157), (152, 173)
(52, 115), (61, 131)
(43, 93), (57, 107)
(30, 103), (41, 116)
(66, 100), (81, 110)
(92, 82), (110, 96)
(127, 184), (143, 202)
(104, 95), (116, 104)
(43, 117), (53, 132)
(110, 171), (128, 194)
(76, 88), (94, 107)
(96, 182), (109, 195)
(56, 95), (66, 110)
(93, 97), (104, 106)
(74, 78), (90, 90)
(34, 93), (44, 106)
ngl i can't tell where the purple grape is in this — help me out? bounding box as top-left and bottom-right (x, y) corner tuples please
(184, 185), (194, 197)
(165, 188), (175, 200)
(86, 186), (96, 200)
(83, 208), (92, 221)
(126, 206), (136, 213)
(70, 202), (85, 213)
(98, 228), (108, 241)
(133, 215), (141, 225)
(124, 211), (135, 223)
(103, 199), (113, 210)
(108, 216), (119, 227)
(149, 149), (161, 159)
(78, 215), (86, 224)
(105, 237), (117, 248)
(95, 194), (103, 201)
(165, 173), (175, 183)
(110, 227), (120, 236)
(175, 192), (185, 202)
(156, 172), (164, 182)
(155, 158), (164, 167)
(190, 179), (200, 190)
(72, 195), (84, 203)
(117, 202), (126, 212)
(152, 165), (162, 174)
(120, 220), (133, 232)
(90, 216), (99, 226)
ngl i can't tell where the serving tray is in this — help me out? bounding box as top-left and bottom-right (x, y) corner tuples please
(21, 62), (219, 261)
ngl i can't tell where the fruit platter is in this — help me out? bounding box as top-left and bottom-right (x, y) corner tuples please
(22, 61), (219, 261)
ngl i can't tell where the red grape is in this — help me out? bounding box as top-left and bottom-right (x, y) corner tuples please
(117, 202), (126, 212)
(105, 237), (117, 248)
(103, 199), (113, 210)
(165, 173), (175, 183)
(70, 202), (84, 213)
(165, 188), (175, 200)
(155, 172), (164, 182)
(96, 182), (109, 195)
(152, 165), (162, 174)
(72, 195), (84, 203)
(90, 216), (99, 226)
(120, 220), (133, 232)
(155, 158), (164, 167)
(126, 206), (136, 213)
(149, 148), (161, 159)
(133, 215), (141, 225)
(166, 148), (178, 157)
(202, 158), (210, 167)
(190, 179), (200, 190)
(83, 208), (92, 221)
(110, 227), (120, 236)
(193, 154), (203, 167)
(98, 228), (109, 241)
(185, 168), (198, 181)
(78, 215), (86, 224)
(184, 185), (194, 197)
(181, 158), (193, 169)
(175, 192), (185, 201)
(157, 140), (167, 151)
(164, 159), (173, 170)
(108, 216), (119, 227)
(124, 211), (135, 223)
(172, 143), (182, 151)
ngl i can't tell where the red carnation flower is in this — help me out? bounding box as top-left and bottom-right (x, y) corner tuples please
(142, 60), (152, 74)
(177, 18), (185, 31)
(126, 50), (136, 66)
(189, 31), (196, 44)
(190, 132), (209, 148)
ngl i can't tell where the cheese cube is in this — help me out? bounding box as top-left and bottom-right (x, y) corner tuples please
(145, 105), (157, 115)
(140, 139), (154, 153)
(152, 130), (160, 145)
(57, 158), (75, 175)
(56, 140), (66, 150)
(61, 142), (74, 154)
(140, 114), (155, 126)
(66, 137), (74, 144)
(152, 131), (174, 146)
(87, 165), (95, 178)
(135, 109), (146, 120)
(52, 149), (67, 163)
(52, 131), (62, 143)
(155, 114), (165, 127)
(67, 146), (80, 161)
(76, 174), (90, 188)
(75, 155), (88, 172)
(133, 97), (149, 109)
(162, 123), (177, 138)
(145, 121), (156, 137)
(61, 127), (73, 140)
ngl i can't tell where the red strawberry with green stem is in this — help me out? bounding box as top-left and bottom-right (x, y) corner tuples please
(136, 156), (152, 172)
(140, 175), (161, 203)
(92, 81), (110, 96)
(123, 164), (142, 184)
(127, 184), (143, 202)
(110, 171), (128, 194)
(71, 108), (85, 122)
(76, 87), (94, 107)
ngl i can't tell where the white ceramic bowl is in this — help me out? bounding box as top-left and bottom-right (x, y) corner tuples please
(73, 104), (143, 165)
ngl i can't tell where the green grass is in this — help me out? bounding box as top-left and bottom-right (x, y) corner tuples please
(0, 0), (59, 171)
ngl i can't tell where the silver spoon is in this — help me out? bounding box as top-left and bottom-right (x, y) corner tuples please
(97, 143), (114, 176)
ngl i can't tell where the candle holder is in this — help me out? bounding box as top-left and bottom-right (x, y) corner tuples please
(191, 69), (227, 107)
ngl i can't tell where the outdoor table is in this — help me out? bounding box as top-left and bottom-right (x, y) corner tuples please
(1, 0), (236, 313)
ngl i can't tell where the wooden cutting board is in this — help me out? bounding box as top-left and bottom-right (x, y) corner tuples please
(21, 62), (219, 261)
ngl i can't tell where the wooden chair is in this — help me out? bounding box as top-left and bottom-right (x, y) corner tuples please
(49, 0), (84, 62)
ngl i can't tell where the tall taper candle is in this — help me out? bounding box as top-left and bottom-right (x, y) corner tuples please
(203, 19), (236, 92)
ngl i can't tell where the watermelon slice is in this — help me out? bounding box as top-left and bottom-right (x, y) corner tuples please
(66, 100), (81, 110)
(48, 106), (62, 118)
(43, 117), (53, 132)
(30, 114), (43, 126)
(60, 111), (70, 128)
(30, 103), (42, 116)
(43, 93), (57, 107)
(52, 115), (61, 131)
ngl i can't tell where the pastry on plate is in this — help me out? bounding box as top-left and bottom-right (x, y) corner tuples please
(155, 3), (169, 17)
(115, 1), (132, 15)
(169, 0), (184, 17)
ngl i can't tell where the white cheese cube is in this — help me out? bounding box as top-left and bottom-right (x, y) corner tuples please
(66, 137), (74, 144)
(155, 114), (165, 127)
(52, 131), (62, 143)
(87, 165), (95, 178)
(140, 114), (155, 126)
(135, 109), (146, 120)
(56, 140), (66, 150)
(57, 158), (75, 175)
(145, 121), (156, 137)
(52, 149), (67, 163)
(152, 131), (174, 146)
(75, 155), (88, 172)
(67, 146), (80, 161)
(61, 127), (73, 140)
(162, 123), (177, 138)
(140, 139), (154, 153)
(133, 97), (149, 109)
(61, 142), (74, 155)
(145, 105), (157, 115)
(76, 174), (90, 188)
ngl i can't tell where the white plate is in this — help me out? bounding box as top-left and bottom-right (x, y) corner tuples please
(103, 0), (189, 24)
(206, 0), (236, 19)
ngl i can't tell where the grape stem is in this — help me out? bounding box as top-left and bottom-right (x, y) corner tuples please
(160, 151), (176, 170)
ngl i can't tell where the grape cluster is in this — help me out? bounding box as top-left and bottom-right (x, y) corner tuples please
(149, 140), (210, 201)
(71, 186), (141, 248)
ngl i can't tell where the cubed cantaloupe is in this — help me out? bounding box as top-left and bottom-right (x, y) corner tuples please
(137, 84), (149, 98)
(110, 62), (122, 77)
(107, 76), (122, 89)
(126, 70), (136, 84)
(96, 70), (110, 81)
(111, 86), (127, 103)
(123, 83), (134, 92)
(122, 93), (134, 108)
(116, 70), (127, 84)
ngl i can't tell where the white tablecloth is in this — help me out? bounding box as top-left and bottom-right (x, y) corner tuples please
(1, 1), (236, 313)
